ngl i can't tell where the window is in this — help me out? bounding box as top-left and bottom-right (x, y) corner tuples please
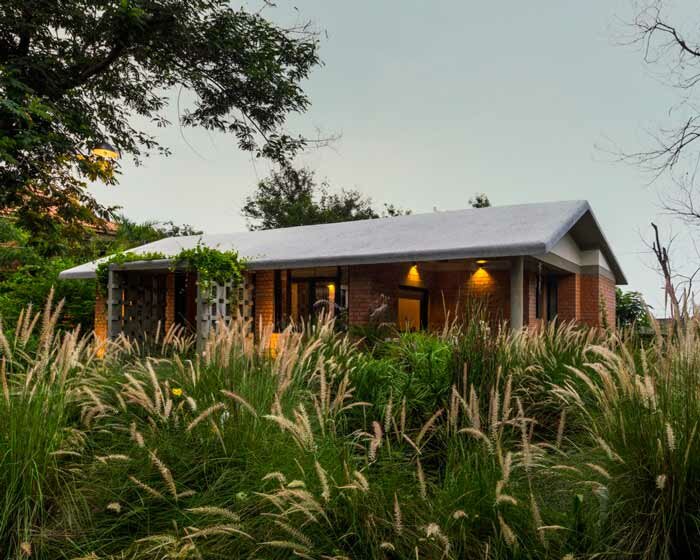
(288, 267), (348, 326)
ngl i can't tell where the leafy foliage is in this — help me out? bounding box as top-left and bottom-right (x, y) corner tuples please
(0, 257), (96, 332)
(242, 166), (409, 230)
(95, 251), (167, 289)
(109, 216), (202, 252)
(0, 0), (320, 237)
(469, 193), (491, 208)
(95, 243), (246, 306)
(0, 216), (195, 332)
(616, 288), (650, 329)
(0, 218), (40, 270)
(173, 243), (246, 298)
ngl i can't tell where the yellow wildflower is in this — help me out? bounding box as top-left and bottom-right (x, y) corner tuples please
(172, 387), (183, 397)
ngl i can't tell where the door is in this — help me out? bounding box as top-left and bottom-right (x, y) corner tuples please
(397, 287), (428, 331)
(290, 279), (336, 323)
(174, 272), (198, 332)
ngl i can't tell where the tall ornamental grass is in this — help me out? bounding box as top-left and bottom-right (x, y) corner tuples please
(2, 294), (700, 559)
(556, 323), (700, 559)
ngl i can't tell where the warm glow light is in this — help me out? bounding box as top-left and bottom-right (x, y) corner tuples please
(407, 264), (421, 283)
(468, 267), (495, 292)
(269, 333), (280, 357)
(327, 283), (336, 318)
(91, 142), (120, 160)
(476, 259), (488, 265)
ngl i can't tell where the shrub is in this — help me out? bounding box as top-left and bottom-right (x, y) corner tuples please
(0, 257), (96, 333)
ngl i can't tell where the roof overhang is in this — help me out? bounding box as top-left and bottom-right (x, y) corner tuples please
(57, 200), (627, 285)
(565, 210), (627, 284)
(58, 244), (553, 280)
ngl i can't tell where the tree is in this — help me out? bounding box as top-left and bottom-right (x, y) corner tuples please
(623, 5), (700, 311)
(624, 4), (700, 174)
(0, 214), (198, 331)
(109, 216), (202, 251)
(0, 218), (40, 272)
(469, 193), (491, 208)
(242, 167), (408, 230)
(0, 1), (320, 236)
(616, 287), (651, 329)
(624, 4), (700, 216)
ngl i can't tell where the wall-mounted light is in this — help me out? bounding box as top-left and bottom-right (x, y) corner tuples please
(476, 259), (488, 266)
(407, 263), (421, 282)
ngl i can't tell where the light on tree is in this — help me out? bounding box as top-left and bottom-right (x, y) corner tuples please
(91, 142), (120, 160)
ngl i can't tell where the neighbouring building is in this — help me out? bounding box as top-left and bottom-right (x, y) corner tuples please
(58, 200), (626, 344)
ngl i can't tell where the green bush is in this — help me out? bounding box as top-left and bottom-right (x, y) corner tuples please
(0, 257), (96, 332)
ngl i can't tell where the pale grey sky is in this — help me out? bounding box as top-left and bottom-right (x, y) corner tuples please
(93, 1), (694, 313)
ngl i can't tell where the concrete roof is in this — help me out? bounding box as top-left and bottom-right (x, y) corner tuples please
(58, 200), (626, 284)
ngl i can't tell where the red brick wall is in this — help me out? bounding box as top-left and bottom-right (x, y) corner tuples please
(347, 263), (513, 329)
(524, 271), (542, 330)
(348, 264), (400, 326)
(580, 273), (616, 328)
(580, 274), (598, 326)
(254, 264), (617, 332)
(428, 269), (468, 329)
(466, 268), (510, 325)
(255, 270), (275, 334)
(347, 265), (376, 326)
(600, 275), (616, 327)
(558, 273), (581, 322)
(94, 288), (107, 343)
(164, 272), (176, 333)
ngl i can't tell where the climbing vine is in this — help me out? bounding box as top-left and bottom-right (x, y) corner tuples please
(95, 244), (246, 302)
(96, 251), (167, 292)
(172, 244), (246, 300)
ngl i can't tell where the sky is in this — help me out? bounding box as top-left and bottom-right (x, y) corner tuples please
(92, 1), (697, 314)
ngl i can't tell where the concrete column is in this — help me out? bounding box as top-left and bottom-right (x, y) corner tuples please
(195, 271), (208, 353)
(106, 269), (123, 340)
(510, 256), (524, 331)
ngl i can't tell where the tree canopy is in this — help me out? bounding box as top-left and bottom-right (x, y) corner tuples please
(616, 288), (650, 329)
(242, 167), (408, 230)
(624, 4), (700, 224)
(0, 213), (199, 331)
(469, 193), (491, 208)
(0, 0), (320, 235)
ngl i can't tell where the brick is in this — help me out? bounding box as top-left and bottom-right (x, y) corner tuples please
(254, 264), (617, 333)
(164, 272), (176, 333)
(580, 273), (616, 328)
(94, 288), (108, 347)
(254, 270), (275, 335)
(556, 273), (580, 323)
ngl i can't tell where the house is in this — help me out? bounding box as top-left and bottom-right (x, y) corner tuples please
(58, 200), (626, 344)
